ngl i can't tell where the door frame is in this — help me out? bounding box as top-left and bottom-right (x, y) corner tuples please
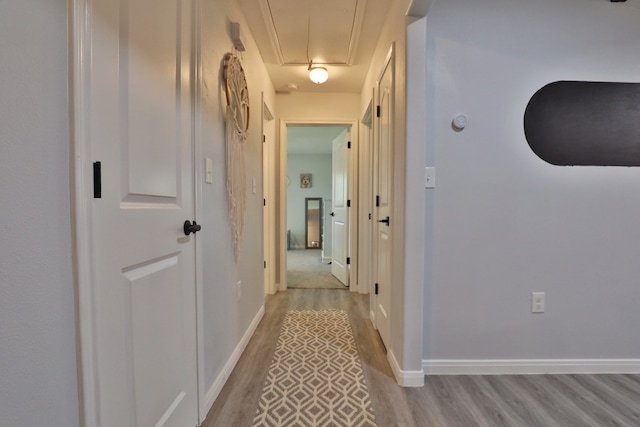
(193, 3), (210, 419)
(360, 95), (375, 302)
(70, 2), (99, 424)
(277, 119), (359, 292)
(372, 44), (395, 352)
(262, 97), (276, 295)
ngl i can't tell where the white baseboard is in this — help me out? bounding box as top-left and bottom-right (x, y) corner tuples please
(388, 350), (425, 387)
(202, 305), (265, 417)
(423, 359), (640, 375)
(322, 256), (332, 263)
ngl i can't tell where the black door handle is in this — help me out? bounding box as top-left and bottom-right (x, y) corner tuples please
(330, 212), (335, 217)
(183, 220), (202, 236)
(377, 216), (390, 226)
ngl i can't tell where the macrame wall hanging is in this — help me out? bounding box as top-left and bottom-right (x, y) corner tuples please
(223, 51), (250, 262)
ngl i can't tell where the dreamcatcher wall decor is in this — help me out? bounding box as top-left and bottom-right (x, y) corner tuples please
(223, 51), (250, 262)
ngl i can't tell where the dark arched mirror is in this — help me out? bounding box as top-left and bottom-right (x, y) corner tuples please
(305, 198), (322, 249)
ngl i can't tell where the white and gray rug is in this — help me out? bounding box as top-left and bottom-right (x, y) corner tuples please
(287, 249), (346, 289)
(252, 310), (377, 427)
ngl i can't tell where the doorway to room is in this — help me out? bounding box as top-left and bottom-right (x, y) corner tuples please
(285, 124), (351, 290)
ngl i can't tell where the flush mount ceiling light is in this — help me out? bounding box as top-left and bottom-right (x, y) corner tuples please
(308, 64), (329, 84)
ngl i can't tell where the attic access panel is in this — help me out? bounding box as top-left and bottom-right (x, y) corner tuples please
(524, 81), (640, 166)
(265, 0), (362, 64)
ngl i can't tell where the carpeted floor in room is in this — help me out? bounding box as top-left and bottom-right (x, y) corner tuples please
(287, 249), (346, 289)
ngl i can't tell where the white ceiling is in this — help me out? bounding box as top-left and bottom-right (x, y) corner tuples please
(287, 125), (348, 154)
(239, 0), (393, 93)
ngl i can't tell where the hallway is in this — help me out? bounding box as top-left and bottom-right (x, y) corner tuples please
(202, 289), (640, 426)
(203, 288), (415, 426)
(5, 0), (640, 425)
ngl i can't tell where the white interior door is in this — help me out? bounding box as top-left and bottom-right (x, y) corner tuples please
(87, 1), (198, 425)
(331, 130), (350, 285)
(374, 49), (394, 350)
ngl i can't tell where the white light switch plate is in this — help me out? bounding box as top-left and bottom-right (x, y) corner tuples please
(425, 167), (436, 189)
(532, 292), (545, 313)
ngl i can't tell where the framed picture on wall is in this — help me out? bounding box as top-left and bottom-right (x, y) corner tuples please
(300, 173), (312, 188)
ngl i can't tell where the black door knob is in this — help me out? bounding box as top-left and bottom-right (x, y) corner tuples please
(183, 220), (202, 236)
(377, 216), (390, 226)
(330, 212), (335, 217)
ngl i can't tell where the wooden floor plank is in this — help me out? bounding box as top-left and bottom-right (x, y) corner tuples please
(421, 376), (490, 427)
(598, 374), (640, 405)
(619, 374), (640, 392)
(550, 374), (631, 427)
(482, 375), (561, 427)
(463, 375), (530, 427)
(570, 374), (640, 426)
(521, 375), (604, 427)
(402, 386), (443, 427)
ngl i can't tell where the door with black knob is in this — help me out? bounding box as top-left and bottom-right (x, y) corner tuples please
(373, 46), (394, 350)
(81, 1), (199, 425)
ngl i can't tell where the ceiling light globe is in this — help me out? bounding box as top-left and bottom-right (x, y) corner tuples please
(309, 67), (329, 84)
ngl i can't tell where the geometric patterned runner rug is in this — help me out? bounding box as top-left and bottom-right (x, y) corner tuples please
(252, 310), (377, 426)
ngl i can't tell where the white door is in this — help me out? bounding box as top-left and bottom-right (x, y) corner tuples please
(331, 130), (350, 285)
(87, 1), (198, 426)
(374, 49), (394, 350)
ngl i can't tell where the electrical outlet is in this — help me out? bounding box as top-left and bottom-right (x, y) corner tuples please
(236, 280), (242, 301)
(531, 292), (545, 313)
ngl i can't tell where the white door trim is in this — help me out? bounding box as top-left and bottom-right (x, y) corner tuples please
(262, 97), (277, 295)
(70, 1), (99, 424)
(373, 44), (395, 350)
(193, 0), (207, 421)
(360, 95), (374, 298)
(277, 120), (359, 292)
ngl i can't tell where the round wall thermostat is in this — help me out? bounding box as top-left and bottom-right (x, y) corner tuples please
(453, 114), (468, 130)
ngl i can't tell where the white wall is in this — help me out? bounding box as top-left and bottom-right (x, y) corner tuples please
(424, 0), (640, 363)
(404, 16), (428, 377)
(277, 92), (361, 121)
(0, 2), (80, 425)
(286, 154), (333, 248)
(198, 0), (275, 414)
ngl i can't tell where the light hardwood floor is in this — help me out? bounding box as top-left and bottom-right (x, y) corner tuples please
(203, 289), (640, 426)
